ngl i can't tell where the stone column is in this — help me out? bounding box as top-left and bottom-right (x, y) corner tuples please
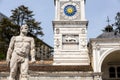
(93, 72), (102, 80)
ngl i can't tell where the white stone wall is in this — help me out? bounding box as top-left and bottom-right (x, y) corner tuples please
(53, 21), (89, 65)
(0, 76), (93, 80)
(29, 76), (93, 80)
(90, 38), (120, 72)
(0, 72), (94, 80)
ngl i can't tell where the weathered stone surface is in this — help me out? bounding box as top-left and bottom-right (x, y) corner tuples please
(0, 71), (94, 80)
(6, 24), (36, 80)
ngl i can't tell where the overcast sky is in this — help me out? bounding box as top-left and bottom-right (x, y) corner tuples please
(0, 0), (120, 46)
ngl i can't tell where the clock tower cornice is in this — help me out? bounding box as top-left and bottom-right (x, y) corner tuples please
(54, 0), (86, 6)
(52, 20), (88, 28)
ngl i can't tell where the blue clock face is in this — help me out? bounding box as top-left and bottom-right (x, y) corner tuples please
(64, 5), (77, 16)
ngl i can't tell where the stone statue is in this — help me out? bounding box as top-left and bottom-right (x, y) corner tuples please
(6, 24), (36, 80)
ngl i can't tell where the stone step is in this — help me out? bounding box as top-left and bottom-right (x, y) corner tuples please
(54, 55), (89, 57)
(53, 63), (90, 65)
(54, 59), (89, 63)
(53, 60), (90, 65)
(55, 52), (88, 55)
(54, 57), (89, 59)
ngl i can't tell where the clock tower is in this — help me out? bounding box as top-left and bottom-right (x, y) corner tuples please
(53, 0), (90, 65)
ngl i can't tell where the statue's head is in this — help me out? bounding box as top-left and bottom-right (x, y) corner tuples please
(20, 24), (29, 35)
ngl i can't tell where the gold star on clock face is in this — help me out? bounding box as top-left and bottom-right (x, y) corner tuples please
(67, 8), (74, 14)
(64, 5), (77, 16)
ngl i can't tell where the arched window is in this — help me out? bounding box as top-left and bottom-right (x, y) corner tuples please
(117, 67), (120, 78)
(109, 67), (116, 78)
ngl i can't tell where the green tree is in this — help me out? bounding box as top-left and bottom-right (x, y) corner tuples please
(0, 18), (19, 43)
(10, 5), (44, 36)
(113, 12), (120, 35)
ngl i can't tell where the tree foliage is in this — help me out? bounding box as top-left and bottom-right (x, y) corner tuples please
(0, 18), (19, 43)
(10, 5), (44, 36)
(113, 12), (120, 35)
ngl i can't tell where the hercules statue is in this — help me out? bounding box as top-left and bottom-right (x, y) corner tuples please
(6, 24), (36, 80)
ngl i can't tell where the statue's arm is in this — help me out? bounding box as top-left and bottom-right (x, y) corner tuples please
(30, 38), (36, 63)
(6, 36), (15, 62)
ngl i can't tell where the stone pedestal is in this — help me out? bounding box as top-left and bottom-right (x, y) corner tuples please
(53, 21), (90, 65)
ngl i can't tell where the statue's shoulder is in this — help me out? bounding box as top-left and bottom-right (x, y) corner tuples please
(13, 36), (21, 40)
(27, 36), (34, 41)
(11, 36), (16, 41)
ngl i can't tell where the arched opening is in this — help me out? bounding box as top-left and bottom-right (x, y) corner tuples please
(101, 50), (120, 80)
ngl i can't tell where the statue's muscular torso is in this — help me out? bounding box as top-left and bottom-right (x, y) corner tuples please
(12, 36), (34, 58)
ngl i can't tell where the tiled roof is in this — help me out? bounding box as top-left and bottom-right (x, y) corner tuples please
(97, 32), (120, 38)
(97, 25), (120, 39)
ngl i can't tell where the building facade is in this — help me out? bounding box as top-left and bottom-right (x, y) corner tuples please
(89, 25), (120, 80)
(35, 40), (53, 60)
